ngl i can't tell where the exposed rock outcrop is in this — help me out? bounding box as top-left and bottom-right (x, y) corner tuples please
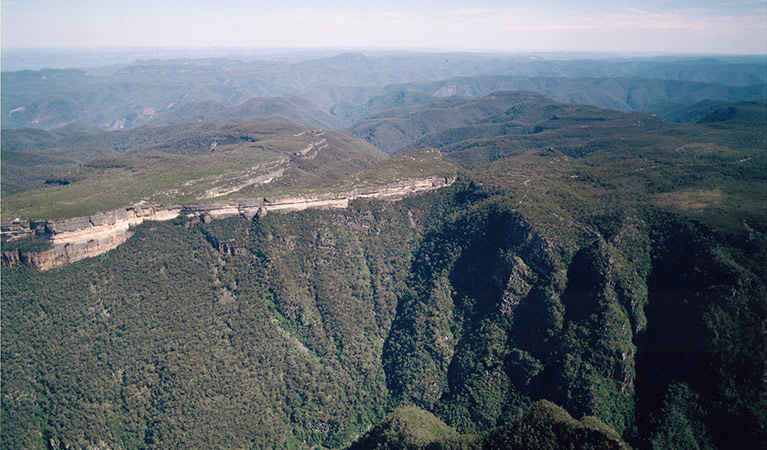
(2, 250), (22, 266)
(2, 206), (183, 271)
(2, 176), (455, 270)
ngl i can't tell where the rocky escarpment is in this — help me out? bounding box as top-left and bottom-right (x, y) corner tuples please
(2, 206), (182, 271)
(2, 176), (455, 270)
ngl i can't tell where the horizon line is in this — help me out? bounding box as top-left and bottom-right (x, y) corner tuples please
(4, 46), (766, 57)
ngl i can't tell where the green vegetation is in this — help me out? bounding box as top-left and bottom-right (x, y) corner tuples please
(2, 85), (765, 450)
(348, 401), (630, 450)
(0, 234), (52, 252)
(2, 200), (434, 449)
(2, 122), (385, 221)
(2, 145), (279, 220)
(347, 406), (464, 450)
(353, 91), (766, 236)
(333, 146), (460, 190)
(482, 400), (630, 450)
(4, 168), (764, 448)
(2, 146), (281, 220)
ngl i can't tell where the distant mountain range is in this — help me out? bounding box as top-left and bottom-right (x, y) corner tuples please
(2, 52), (765, 130)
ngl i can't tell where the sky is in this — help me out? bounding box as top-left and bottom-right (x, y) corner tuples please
(2, 0), (766, 55)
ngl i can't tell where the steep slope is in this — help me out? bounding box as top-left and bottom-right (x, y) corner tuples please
(1, 198), (436, 449)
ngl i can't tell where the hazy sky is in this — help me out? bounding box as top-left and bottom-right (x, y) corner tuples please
(3, 0), (766, 54)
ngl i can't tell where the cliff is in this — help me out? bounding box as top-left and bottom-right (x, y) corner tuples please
(1, 176), (455, 270)
(2, 206), (182, 271)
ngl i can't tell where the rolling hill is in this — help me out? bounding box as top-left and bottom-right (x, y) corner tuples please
(348, 76), (766, 123)
(350, 90), (626, 155)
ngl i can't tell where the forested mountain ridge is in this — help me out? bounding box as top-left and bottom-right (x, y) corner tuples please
(348, 401), (632, 449)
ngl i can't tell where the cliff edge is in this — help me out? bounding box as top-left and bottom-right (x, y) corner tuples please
(2, 176), (455, 270)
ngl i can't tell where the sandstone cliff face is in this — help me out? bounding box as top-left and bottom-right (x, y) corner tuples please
(1, 177), (455, 270)
(1, 219), (48, 240)
(2, 250), (22, 267)
(2, 206), (183, 270)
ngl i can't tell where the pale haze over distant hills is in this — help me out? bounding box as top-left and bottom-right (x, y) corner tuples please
(2, 0), (766, 58)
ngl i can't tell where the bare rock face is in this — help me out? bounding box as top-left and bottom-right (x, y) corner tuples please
(1, 205), (181, 270)
(500, 256), (536, 316)
(1, 177), (457, 270)
(21, 249), (63, 271)
(2, 250), (22, 267)
(47, 216), (93, 234)
(1, 220), (35, 240)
